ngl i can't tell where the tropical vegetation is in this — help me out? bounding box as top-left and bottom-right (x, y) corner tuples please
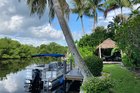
(0, 37), (67, 59)
(1, 0), (138, 92)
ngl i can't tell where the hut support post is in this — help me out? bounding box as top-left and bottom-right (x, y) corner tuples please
(99, 46), (102, 58)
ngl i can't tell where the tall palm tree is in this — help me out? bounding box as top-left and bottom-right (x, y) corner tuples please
(104, 0), (131, 18)
(84, 0), (104, 30)
(72, 0), (86, 34)
(26, 0), (92, 79)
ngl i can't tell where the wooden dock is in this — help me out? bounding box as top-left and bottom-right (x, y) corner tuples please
(66, 68), (83, 81)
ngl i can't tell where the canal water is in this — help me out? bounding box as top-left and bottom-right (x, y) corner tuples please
(0, 59), (80, 93)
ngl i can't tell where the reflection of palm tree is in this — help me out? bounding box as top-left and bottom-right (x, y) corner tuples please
(72, 0), (86, 34)
(84, 0), (104, 30)
(26, 0), (92, 78)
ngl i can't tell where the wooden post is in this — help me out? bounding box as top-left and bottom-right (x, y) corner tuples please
(63, 60), (67, 93)
(63, 60), (67, 79)
(99, 46), (102, 58)
(70, 59), (72, 71)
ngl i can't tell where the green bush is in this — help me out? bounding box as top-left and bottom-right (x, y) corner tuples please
(81, 76), (114, 93)
(122, 53), (133, 67)
(79, 47), (93, 58)
(84, 55), (103, 76)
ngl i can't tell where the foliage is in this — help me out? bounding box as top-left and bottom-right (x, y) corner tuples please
(111, 47), (120, 56)
(79, 46), (93, 59)
(115, 15), (140, 67)
(84, 0), (104, 29)
(78, 26), (108, 48)
(84, 55), (103, 76)
(81, 76), (113, 93)
(26, 0), (70, 20)
(103, 64), (140, 93)
(121, 53), (133, 67)
(104, 0), (131, 17)
(72, 0), (86, 34)
(0, 38), (67, 60)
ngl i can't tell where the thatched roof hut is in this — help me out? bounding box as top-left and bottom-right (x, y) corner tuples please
(97, 38), (116, 49)
(97, 38), (116, 58)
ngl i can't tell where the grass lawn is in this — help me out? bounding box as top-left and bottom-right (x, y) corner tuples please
(103, 64), (140, 93)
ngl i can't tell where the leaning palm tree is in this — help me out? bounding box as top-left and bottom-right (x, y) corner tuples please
(26, 0), (92, 79)
(72, 0), (86, 34)
(84, 0), (104, 30)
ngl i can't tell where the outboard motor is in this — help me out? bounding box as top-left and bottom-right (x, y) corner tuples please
(30, 69), (43, 91)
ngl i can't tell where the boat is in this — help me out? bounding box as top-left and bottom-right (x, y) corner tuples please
(24, 54), (68, 91)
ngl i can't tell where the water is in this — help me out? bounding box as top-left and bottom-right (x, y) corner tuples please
(0, 69), (26, 93)
(0, 69), (66, 93)
(0, 59), (80, 93)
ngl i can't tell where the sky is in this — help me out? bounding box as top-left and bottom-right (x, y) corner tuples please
(0, 0), (139, 46)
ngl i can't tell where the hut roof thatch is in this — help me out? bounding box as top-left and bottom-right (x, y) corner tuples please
(97, 38), (116, 49)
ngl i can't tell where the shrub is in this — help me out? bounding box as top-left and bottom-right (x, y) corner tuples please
(84, 55), (103, 76)
(81, 76), (114, 93)
(79, 47), (93, 58)
(122, 53), (133, 67)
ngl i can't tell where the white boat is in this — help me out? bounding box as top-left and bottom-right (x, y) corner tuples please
(25, 61), (65, 91)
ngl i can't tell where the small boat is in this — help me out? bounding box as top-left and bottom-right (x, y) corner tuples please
(24, 54), (67, 91)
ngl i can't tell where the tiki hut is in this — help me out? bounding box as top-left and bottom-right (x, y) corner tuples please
(96, 38), (121, 61)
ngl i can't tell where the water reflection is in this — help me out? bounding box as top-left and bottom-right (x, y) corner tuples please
(0, 59), (66, 93)
(0, 66), (66, 93)
(0, 59), (51, 80)
(0, 70), (25, 93)
(0, 59), (80, 93)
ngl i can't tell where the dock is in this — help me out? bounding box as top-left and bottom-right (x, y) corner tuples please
(25, 60), (83, 92)
(66, 68), (83, 81)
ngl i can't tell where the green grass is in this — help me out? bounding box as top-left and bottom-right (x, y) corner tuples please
(103, 64), (140, 93)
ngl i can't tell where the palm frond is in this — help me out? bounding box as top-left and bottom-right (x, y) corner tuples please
(26, 0), (70, 22)
(58, 0), (70, 19)
(104, 4), (119, 18)
(27, 0), (47, 18)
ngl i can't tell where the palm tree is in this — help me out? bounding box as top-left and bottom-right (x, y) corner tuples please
(84, 0), (104, 30)
(107, 14), (128, 35)
(26, 0), (92, 79)
(104, 0), (131, 18)
(72, 0), (86, 34)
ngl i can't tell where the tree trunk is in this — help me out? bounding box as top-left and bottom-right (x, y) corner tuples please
(94, 19), (96, 30)
(52, 0), (92, 79)
(93, 10), (97, 32)
(80, 17), (85, 34)
(121, 7), (123, 23)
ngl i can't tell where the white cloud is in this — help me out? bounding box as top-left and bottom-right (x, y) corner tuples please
(0, 0), (67, 46)
(6, 15), (23, 30)
(30, 24), (64, 40)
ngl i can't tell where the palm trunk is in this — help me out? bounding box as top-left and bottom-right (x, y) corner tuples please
(80, 17), (85, 34)
(52, 0), (92, 79)
(93, 10), (97, 32)
(93, 19), (96, 31)
(121, 7), (123, 23)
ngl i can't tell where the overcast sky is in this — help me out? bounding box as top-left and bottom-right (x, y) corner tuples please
(0, 0), (139, 46)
